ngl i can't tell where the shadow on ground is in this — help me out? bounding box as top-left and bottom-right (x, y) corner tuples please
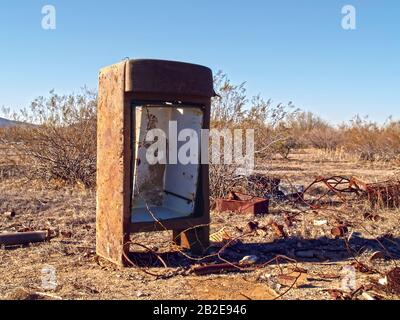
(128, 234), (400, 269)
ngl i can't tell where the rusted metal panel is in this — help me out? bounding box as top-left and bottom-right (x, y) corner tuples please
(351, 177), (400, 208)
(174, 226), (210, 253)
(125, 59), (214, 97)
(96, 61), (132, 266)
(215, 192), (269, 215)
(0, 231), (48, 246)
(364, 181), (400, 208)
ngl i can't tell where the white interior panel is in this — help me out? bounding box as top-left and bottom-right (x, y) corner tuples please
(131, 105), (203, 223)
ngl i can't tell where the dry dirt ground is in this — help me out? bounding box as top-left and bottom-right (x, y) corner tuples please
(0, 149), (399, 300)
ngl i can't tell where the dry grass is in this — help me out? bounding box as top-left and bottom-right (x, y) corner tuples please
(1, 148), (399, 300)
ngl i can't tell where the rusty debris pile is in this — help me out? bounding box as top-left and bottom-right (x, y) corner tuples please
(215, 174), (400, 214)
(94, 172), (400, 300)
(351, 178), (400, 208)
(191, 173), (400, 300)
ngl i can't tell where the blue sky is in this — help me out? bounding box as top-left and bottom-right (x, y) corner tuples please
(0, 0), (399, 123)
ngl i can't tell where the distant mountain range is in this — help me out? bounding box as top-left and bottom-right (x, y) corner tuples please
(0, 117), (18, 127)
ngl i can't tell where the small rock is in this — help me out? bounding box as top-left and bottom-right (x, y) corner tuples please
(239, 255), (259, 266)
(313, 220), (328, 226)
(378, 276), (388, 286)
(3, 211), (16, 219)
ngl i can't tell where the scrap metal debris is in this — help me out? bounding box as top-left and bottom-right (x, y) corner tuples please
(351, 178), (400, 208)
(302, 176), (361, 205)
(350, 262), (374, 274)
(210, 227), (238, 247)
(330, 225), (349, 238)
(363, 211), (382, 222)
(302, 175), (400, 208)
(270, 222), (286, 238)
(369, 251), (385, 261)
(215, 192), (269, 215)
(219, 173), (400, 210)
(0, 231), (48, 247)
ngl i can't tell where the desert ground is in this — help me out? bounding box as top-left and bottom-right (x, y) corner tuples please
(1, 148), (399, 300)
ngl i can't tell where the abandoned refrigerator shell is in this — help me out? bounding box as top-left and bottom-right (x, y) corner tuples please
(96, 59), (214, 266)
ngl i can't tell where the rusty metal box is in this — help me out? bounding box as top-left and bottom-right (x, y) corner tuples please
(96, 59), (214, 266)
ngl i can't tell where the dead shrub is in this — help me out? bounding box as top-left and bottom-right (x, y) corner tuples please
(271, 136), (299, 159)
(209, 72), (297, 201)
(305, 127), (342, 151)
(340, 116), (400, 162)
(2, 89), (97, 188)
(279, 112), (400, 163)
(282, 111), (342, 151)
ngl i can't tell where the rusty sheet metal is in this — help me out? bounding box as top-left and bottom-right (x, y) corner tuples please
(352, 178), (400, 208)
(330, 225), (349, 238)
(125, 59), (214, 97)
(215, 192), (269, 215)
(0, 231), (48, 246)
(190, 263), (248, 276)
(96, 61), (132, 266)
(351, 177), (400, 208)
